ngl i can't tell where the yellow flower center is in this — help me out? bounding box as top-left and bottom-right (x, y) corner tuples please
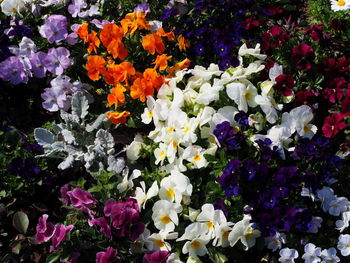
(173, 141), (178, 148)
(303, 125), (310, 133)
(12, 7), (17, 13)
(337, 0), (346, 6)
(148, 111), (153, 118)
(223, 231), (229, 238)
(166, 188), (175, 199)
(167, 126), (175, 133)
(134, 241), (142, 248)
(159, 151), (165, 157)
(194, 154), (201, 162)
(160, 215), (171, 224)
(191, 240), (202, 249)
(155, 239), (165, 247)
(183, 125), (190, 133)
(206, 221), (214, 229)
(244, 91), (252, 101)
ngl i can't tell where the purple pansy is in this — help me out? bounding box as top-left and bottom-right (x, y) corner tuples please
(39, 15), (68, 43)
(68, 0), (87, 17)
(96, 247), (119, 263)
(0, 56), (32, 85)
(35, 214), (55, 243)
(29, 51), (47, 78)
(41, 85), (69, 112)
(50, 224), (74, 252)
(143, 251), (171, 263)
(43, 47), (71, 75)
(134, 2), (150, 13)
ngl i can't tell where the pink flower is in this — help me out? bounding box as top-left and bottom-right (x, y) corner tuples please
(96, 247), (118, 263)
(88, 217), (112, 239)
(66, 187), (97, 217)
(143, 251), (170, 263)
(291, 44), (315, 71)
(104, 198), (145, 241)
(50, 224), (74, 252)
(35, 214), (55, 243)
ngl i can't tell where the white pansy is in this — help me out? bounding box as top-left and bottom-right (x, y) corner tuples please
(226, 79), (258, 113)
(166, 252), (183, 263)
(194, 80), (223, 105)
(337, 234), (350, 256)
(248, 112), (265, 131)
(126, 134), (145, 161)
(159, 171), (192, 203)
(328, 197), (349, 216)
(302, 243), (321, 263)
(182, 145), (208, 169)
(307, 217), (323, 233)
(131, 228), (152, 253)
(265, 232), (286, 252)
(182, 238), (209, 258)
(190, 63), (222, 82)
(321, 247), (340, 263)
(134, 181), (159, 209)
(336, 211), (350, 232)
(196, 204), (227, 240)
(1, 0), (27, 16)
(252, 125), (293, 160)
(316, 187), (336, 212)
(238, 43), (267, 60)
(117, 169), (141, 193)
(243, 61), (265, 75)
(255, 92), (282, 124)
(147, 231), (178, 251)
(141, 97), (156, 124)
(213, 221), (233, 248)
(177, 222), (207, 242)
(152, 200), (182, 232)
(281, 105), (317, 139)
(179, 117), (199, 145)
(228, 215), (260, 250)
(154, 143), (168, 165)
(279, 248), (299, 263)
(197, 106), (215, 127)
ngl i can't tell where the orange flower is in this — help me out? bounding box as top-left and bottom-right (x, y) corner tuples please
(107, 84), (126, 109)
(120, 11), (149, 35)
(130, 77), (154, 102)
(107, 39), (128, 60)
(77, 23), (88, 42)
(152, 54), (172, 71)
(167, 58), (191, 75)
(86, 30), (100, 53)
(106, 111), (130, 124)
(156, 28), (175, 41)
(106, 61), (136, 84)
(143, 68), (165, 91)
(86, 55), (106, 80)
(177, 35), (190, 51)
(100, 24), (124, 48)
(142, 33), (165, 55)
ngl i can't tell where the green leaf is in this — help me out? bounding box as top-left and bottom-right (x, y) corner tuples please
(46, 252), (61, 263)
(12, 211), (29, 234)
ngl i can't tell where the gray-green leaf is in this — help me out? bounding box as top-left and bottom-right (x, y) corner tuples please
(12, 211), (29, 234)
(34, 128), (55, 150)
(71, 92), (89, 119)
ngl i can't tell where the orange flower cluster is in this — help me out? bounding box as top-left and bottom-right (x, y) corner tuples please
(78, 11), (190, 125)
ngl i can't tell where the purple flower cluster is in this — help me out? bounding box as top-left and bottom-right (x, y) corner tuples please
(7, 157), (40, 178)
(41, 75), (78, 112)
(39, 15), (68, 44)
(0, 45), (72, 85)
(143, 251), (170, 263)
(213, 121), (244, 150)
(96, 247), (120, 263)
(35, 214), (73, 252)
(103, 198), (145, 241)
(61, 185), (98, 218)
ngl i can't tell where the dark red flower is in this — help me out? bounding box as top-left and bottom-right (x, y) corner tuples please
(291, 44), (315, 71)
(244, 17), (260, 30)
(262, 26), (290, 56)
(275, 74), (294, 96)
(306, 24), (331, 43)
(322, 77), (347, 103)
(342, 97), (350, 114)
(295, 90), (318, 107)
(322, 112), (348, 138)
(331, 19), (345, 31)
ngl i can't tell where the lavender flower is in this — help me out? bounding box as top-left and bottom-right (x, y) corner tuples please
(0, 56), (31, 85)
(29, 51), (47, 78)
(68, 0), (87, 17)
(39, 15), (68, 43)
(41, 85), (69, 112)
(43, 47), (71, 75)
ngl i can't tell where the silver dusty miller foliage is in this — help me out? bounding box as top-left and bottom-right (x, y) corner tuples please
(34, 91), (125, 173)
